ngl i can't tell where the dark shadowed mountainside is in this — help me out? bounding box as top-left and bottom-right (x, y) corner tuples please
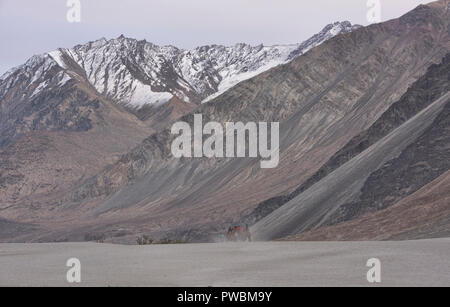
(243, 51), (450, 226)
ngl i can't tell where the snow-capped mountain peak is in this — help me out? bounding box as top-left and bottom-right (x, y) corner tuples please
(1, 21), (361, 109)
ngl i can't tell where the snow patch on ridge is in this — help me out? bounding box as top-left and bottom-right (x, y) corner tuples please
(48, 50), (68, 69)
(127, 80), (173, 108)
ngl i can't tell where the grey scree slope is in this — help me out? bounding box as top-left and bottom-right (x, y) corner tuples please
(252, 92), (450, 240)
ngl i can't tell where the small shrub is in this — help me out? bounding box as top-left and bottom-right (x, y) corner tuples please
(136, 235), (153, 245)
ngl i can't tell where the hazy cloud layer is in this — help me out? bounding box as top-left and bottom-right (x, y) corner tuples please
(0, 0), (426, 74)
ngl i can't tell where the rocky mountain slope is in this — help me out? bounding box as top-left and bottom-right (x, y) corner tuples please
(281, 170), (450, 241)
(253, 49), (450, 241)
(0, 20), (360, 242)
(1, 1), (449, 243)
(253, 91), (450, 240)
(1, 21), (359, 111)
(243, 52), (450, 226)
(0, 21), (358, 150)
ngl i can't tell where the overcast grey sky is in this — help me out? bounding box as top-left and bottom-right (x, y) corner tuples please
(0, 0), (428, 74)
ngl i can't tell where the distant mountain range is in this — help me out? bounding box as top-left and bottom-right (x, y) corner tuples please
(0, 1), (449, 244)
(1, 21), (359, 109)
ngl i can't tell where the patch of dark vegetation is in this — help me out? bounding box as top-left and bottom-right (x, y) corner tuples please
(84, 233), (106, 243)
(136, 235), (188, 245)
(136, 235), (153, 245)
(157, 238), (189, 244)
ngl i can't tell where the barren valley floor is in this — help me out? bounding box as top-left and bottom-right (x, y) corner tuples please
(0, 239), (449, 286)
